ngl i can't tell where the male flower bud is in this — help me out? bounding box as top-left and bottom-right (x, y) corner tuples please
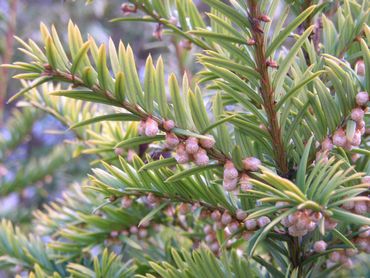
(138, 120), (146, 135)
(224, 161), (239, 180)
(221, 211), (232, 225)
(163, 119), (175, 131)
(240, 174), (253, 192)
(321, 137), (333, 151)
(351, 108), (364, 122)
(145, 118), (159, 137)
(356, 91), (369, 106)
(211, 210), (221, 221)
(228, 221), (240, 233)
(185, 137), (199, 154)
(245, 219), (257, 230)
(358, 225), (370, 238)
(223, 178), (238, 191)
(355, 60), (365, 76)
(257, 216), (271, 228)
(313, 240), (327, 252)
(199, 135), (215, 149)
(165, 132), (179, 148)
(333, 128), (346, 147)
(175, 144), (189, 164)
(114, 147), (124, 156)
(121, 196), (133, 209)
(243, 157), (261, 171)
(236, 209), (247, 221)
(194, 148), (209, 166)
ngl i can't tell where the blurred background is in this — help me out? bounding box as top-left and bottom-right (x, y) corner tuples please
(0, 0), (202, 232)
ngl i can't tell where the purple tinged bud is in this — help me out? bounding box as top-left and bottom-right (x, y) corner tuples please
(221, 211), (232, 225)
(257, 216), (271, 228)
(185, 137), (199, 154)
(199, 135), (216, 149)
(351, 108), (365, 122)
(211, 210), (221, 221)
(245, 219), (257, 230)
(313, 240), (327, 252)
(145, 118), (159, 137)
(356, 91), (369, 106)
(243, 157), (261, 171)
(236, 209), (247, 221)
(165, 132), (180, 148)
(163, 119), (175, 131)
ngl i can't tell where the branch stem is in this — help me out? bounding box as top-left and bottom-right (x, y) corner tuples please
(247, 0), (288, 176)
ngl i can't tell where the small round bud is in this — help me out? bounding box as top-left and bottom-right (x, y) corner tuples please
(350, 130), (361, 146)
(288, 226), (307, 237)
(362, 176), (370, 184)
(240, 174), (253, 192)
(224, 161), (239, 180)
(205, 233), (216, 243)
(147, 193), (159, 205)
(236, 209), (247, 221)
(127, 149), (136, 162)
(343, 258), (354, 269)
(165, 132), (180, 148)
(354, 201), (367, 215)
(221, 211), (232, 225)
(245, 219), (257, 231)
(129, 226), (138, 234)
(145, 118), (159, 137)
(185, 137), (199, 154)
(333, 129), (346, 147)
(257, 216), (271, 228)
(203, 224), (213, 234)
(114, 147), (124, 156)
(211, 210), (221, 221)
(121, 3), (137, 15)
(223, 178), (238, 191)
(178, 203), (190, 215)
(228, 221), (240, 233)
(329, 251), (341, 262)
(321, 138), (333, 151)
(324, 218), (338, 230)
(276, 201), (289, 208)
(246, 38), (256, 45)
(358, 225), (370, 238)
(138, 228), (148, 238)
(209, 242), (219, 252)
(199, 135), (216, 149)
(138, 120), (146, 135)
(243, 157), (261, 171)
(163, 119), (175, 131)
(121, 196), (133, 209)
(355, 60), (365, 76)
(356, 91), (369, 106)
(313, 240), (327, 253)
(175, 144), (189, 164)
(169, 16), (178, 25)
(194, 148), (209, 166)
(351, 108), (365, 122)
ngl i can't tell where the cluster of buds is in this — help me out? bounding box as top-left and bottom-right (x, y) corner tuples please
(203, 224), (220, 253)
(342, 197), (370, 215)
(331, 91), (368, 150)
(222, 158), (261, 192)
(280, 209), (322, 237)
(172, 136), (215, 166)
(354, 225), (370, 253)
(138, 118), (159, 137)
(326, 249), (356, 269)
